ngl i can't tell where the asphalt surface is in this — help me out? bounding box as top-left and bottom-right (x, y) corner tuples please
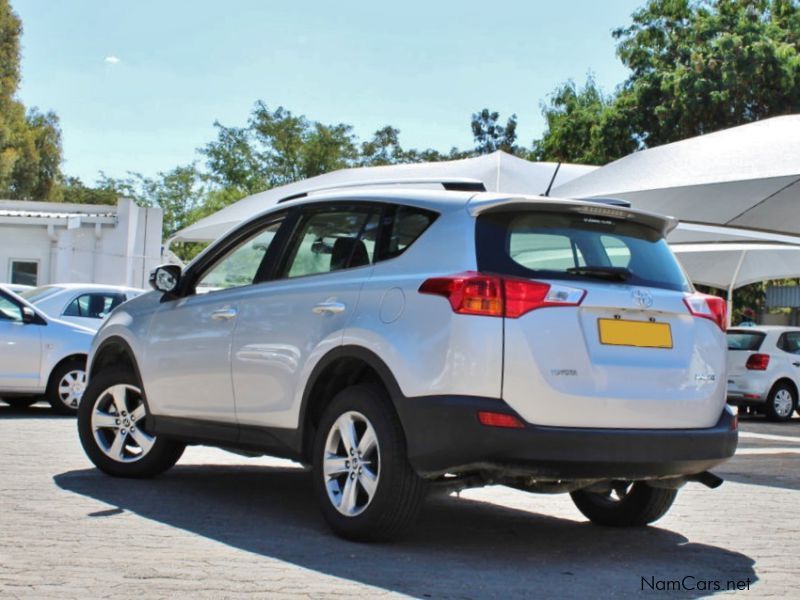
(1, 401), (799, 598)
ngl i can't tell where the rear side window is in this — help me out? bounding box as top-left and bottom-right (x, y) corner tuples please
(477, 210), (690, 292)
(64, 293), (127, 318)
(282, 209), (379, 278)
(777, 332), (800, 354)
(727, 330), (766, 351)
(378, 205), (437, 261)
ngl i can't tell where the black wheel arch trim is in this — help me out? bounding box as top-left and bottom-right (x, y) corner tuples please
(297, 345), (407, 459)
(89, 336), (151, 415)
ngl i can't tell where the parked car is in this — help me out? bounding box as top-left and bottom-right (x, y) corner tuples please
(0, 286), (94, 414)
(727, 326), (800, 421)
(77, 188), (737, 541)
(19, 284), (143, 331)
(4, 283), (34, 294)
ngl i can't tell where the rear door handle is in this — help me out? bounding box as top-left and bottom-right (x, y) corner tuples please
(312, 301), (345, 315)
(210, 307), (238, 321)
(793, 362), (800, 367)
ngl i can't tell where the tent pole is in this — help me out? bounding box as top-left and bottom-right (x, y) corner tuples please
(727, 250), (747, 327)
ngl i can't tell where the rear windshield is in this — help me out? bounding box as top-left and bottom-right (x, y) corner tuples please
(727, 330), (766, 351)
(476, 210), (691, 292)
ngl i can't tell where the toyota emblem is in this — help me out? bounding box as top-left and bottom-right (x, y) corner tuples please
(632, 289), (653, 308)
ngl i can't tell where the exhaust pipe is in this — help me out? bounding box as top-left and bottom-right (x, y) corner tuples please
(690, 471), (724, 489)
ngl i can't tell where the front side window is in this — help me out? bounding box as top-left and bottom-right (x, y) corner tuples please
(195, 219), (283, 293)
(282, 209), (379, 278)
(63, 293), (127, 319)
(477, 210), (691, 292)
(0, 294), (23, 322)
(10, 260), (38, 286)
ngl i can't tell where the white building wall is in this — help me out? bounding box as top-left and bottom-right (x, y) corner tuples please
(0, 197), (163, 288)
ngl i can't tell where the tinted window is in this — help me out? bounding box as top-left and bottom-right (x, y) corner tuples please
(778, 332), (800, 354)
(282, 209), (378, 278)
(0, 294), (23, 322)
(477, 210), (691, 292)
(727, 330), (766, 351)
(380, 205), (437, 260)
(63, 293), (127, 318)
(196, 219), (283, 293)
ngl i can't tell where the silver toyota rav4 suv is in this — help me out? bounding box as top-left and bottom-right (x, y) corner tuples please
(78, 187), (738, 541)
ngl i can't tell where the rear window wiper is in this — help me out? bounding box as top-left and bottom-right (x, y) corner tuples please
(566, 266), (632, 281)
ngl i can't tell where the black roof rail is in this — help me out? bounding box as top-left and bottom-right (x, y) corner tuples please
(276, 178), (486, 204)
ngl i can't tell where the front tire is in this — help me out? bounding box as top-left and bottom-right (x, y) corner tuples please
(765, 382), (796, 422)
(571, 482), (677, 527)
(311, 384), (427, 542)
(78, 366), (184, 478)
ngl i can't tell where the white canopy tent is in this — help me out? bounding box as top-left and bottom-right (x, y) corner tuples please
(671, 242), (800, 325)
(171, 151), (596, 243)
(552, 115), (800, 236)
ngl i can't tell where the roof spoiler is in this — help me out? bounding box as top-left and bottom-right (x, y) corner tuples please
(277, 177), (487, 204)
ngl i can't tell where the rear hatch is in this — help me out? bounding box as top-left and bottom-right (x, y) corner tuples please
(476, 203), (727, 429)
(726, 329), (768, 385)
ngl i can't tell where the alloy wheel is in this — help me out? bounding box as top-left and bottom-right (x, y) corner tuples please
(90, 384), (154, 463)
(323, 410), (381, 517)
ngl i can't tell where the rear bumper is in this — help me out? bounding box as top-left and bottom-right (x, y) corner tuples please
(395, 395), (738, 480)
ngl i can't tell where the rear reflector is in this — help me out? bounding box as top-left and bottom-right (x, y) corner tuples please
(745, 353), (770, 371)
(477, 411), (525, 429)
(683, 293), (727, 331)
(419, 271), (585, 318)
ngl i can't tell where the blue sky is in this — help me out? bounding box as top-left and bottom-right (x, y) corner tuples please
(13, 0), (642, 184)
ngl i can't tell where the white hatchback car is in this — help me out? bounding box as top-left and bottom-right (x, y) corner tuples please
(77, 187), (737, 541)
(19, 284), (143, 331)
(727, 326), (800, 421)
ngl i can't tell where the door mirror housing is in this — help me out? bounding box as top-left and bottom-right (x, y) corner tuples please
(21, 306), (36, 324)
(149, 264), (182, 294)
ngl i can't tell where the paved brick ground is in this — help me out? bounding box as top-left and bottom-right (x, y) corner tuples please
(1, 404), (799, 598)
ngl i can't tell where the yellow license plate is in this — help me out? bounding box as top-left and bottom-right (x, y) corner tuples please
(597, 319), (672, 349)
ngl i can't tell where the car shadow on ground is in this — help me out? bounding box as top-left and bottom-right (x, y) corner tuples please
(0, 403), (68, 419)
(55, 465), (756, 598)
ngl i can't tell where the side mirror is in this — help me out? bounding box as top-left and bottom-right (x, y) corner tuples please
(21, 306), (36, 324)
(149, 264), (182, 294)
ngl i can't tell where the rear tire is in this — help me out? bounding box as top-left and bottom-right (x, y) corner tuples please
(78, 366), (184, 478)
(765, 382), (796, 422)
(2, 398), (37, 409)
(46, 359), (87, 415)
(311, 383), (427, 542)
(571, 482), (677, 527)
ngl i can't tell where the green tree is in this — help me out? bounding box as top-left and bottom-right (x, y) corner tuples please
(535, 0), (800, 163)
(471, 109), (519, 154)
(0, 0), (63, 200)
(531, 78), (636, 164)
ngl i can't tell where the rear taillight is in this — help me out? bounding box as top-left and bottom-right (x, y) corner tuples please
(683, 293), (727, 330)
(745, 353), (770, 371)
(419, 272), (585, 318)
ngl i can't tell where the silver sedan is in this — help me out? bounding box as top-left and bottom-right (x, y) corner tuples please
(0, 286), (94, 415)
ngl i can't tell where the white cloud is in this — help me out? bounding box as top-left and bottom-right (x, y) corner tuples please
(104, 56), (121, 65)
